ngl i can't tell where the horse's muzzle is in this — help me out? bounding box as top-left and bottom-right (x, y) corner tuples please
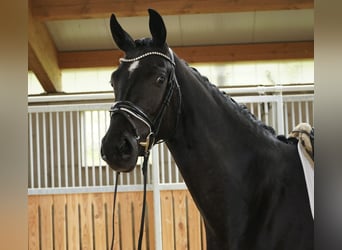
(101, 131), (139, 172)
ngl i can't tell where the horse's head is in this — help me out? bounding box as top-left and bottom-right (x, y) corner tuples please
(101, 9), (181, 172)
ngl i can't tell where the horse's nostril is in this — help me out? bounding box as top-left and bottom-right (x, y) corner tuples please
(118, 138), (133, 157)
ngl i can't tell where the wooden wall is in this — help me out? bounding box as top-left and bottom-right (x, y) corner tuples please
(28, 190), (206, 250)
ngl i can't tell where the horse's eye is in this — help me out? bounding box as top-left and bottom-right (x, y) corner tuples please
(156, 76), (166, 85)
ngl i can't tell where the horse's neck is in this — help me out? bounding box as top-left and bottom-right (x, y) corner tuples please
(168, 56), (277, 178)
(166, 56), (284, 240)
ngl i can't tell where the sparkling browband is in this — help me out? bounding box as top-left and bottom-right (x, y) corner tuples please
(119, 49), (175, 66)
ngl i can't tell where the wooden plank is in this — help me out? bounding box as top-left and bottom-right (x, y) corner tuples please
(161, 191), (175, 250)
(28, 196), (40, 250)
(146, 192), (155, 250)
(28, 191), (206, 250)
(173, 41), (314, 63)
(79, 193), (93, 250)
(173, 190), (188, 249)
(127, 191), (155, 250)
(104, 192), (121, 250)
(58, 41), (314, 69)
(119, 192), (134, 250)
(53, 195), (67, 250)
(186, 192), (202, 250)
(58, 50), (124, 69)
(92, 193), (107, 249)
(28, 6), (61, 93)
(39, 195), (54, 250)
(31, 0), (313, 21)
(132, 192), (145, 250)
(66, 193), (80, 250)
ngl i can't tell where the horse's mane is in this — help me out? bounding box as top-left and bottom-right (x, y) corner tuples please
(188, 65), (277, 136)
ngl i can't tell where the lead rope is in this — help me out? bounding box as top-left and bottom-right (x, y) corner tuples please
(137, 151), (149, 250)
(110, 152), (150, 250)
(110, 172), (120, 250)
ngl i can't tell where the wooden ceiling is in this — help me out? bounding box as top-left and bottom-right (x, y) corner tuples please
(28, 0), (314, 93)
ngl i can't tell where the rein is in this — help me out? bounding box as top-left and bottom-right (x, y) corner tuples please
(109, 48), (181, 250)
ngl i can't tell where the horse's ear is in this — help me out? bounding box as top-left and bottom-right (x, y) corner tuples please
(148, 9), (167, 47)
(110, 14), (135, 52)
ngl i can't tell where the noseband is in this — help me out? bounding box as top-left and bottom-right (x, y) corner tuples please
(109, 48), (181, 154)
(108, 48), (181, 250)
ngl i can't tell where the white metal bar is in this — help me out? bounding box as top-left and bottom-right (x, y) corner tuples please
(97, 111), (103, 186)
(91, 111), (96, 186)
(298, 102), (303, 123)
(149, 162), (153, 184)
(291, 102), (296, 130)
(28, 85), (313, 104)
(305, 101), (310, 123)
(28, 93), (115, 103)
(28, 184), (155, 195)
(56, 112), (61, 187)
(28, 94), (313, 115)
(271, 102), (276, 130)
(126, 171), (130, 185)
(283, 94), (314, 102)
(234, 95), (281, 104)
(27, 183), (189, 195)
(49, 113), (55, 188)
(63, 112), (68, 187)
(28, 94), (315, 114)
(112, 167), (116, 186)
(139, 157), (144, 184)
(82, 112), (89, 187)
(168, 146), (174, 183)
(264, 102), (269, 125)
(250, 103), (254, 114)
(70, 112), (75, 187)
(36, 113), (41, 188)
(275, 95), (285, 135)
(28, 103), (111, 113)
(284, 103), (289, 135)
(119, 170), (123, 185)
(29, 113), (34, 188)
(257, 103), (261, 120)
(221, 84), (314, 95)
(160, 144), (165, 184)
(175, 159), (180, 183)
(167, 148), (172, 184)
(77, 111), (82, 187)
(104, 110), (110, 185)
(42, 113), (48, 187)
(133, 167), (137, 185)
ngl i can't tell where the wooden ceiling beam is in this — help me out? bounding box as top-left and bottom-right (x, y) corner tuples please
(28, 6), (62, 93)
(31, 0), (313, 21)
(58, 41), (313, 69)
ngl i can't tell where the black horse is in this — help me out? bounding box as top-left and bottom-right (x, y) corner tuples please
(101, 9), (313, 250)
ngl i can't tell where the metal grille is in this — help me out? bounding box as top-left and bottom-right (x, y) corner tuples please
(28, 92), (313, 194)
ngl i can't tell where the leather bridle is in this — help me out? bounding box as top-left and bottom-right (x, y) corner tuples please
(109, 48), (181, 154)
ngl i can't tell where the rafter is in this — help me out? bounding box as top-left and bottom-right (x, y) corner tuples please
(28, 6), (61, 93)
(58, 41), (313, 69)
(31, 0), (313, 21)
